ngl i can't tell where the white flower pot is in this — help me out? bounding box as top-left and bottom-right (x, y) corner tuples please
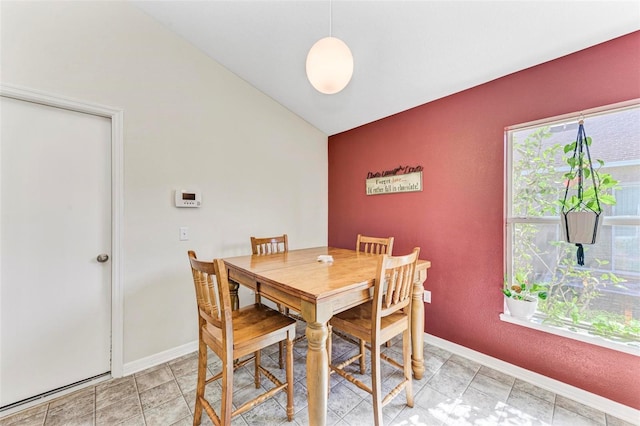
(505, 297), (538, 320)
(560, 211), (602, 244)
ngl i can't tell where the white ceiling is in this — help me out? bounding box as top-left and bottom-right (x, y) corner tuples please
(132, 1), (640, 136)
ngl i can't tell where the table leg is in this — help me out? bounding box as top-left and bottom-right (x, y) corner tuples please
(228, 280), (240, 311)
(302, 301), (332, 426)
(411, 268), (428, 380)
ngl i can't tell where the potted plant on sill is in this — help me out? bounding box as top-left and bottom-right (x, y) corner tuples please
(559, 120), (617, 265)
(503, 271), (548, 320)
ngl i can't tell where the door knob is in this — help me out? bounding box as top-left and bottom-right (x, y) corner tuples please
(97, 254), (109, 263)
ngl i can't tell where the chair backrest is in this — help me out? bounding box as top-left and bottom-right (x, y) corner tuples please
(188, 251), (233, 342)
(356, 234), (394, 255)
(251, 234), (288, 255)
(372, 247), (420, 322)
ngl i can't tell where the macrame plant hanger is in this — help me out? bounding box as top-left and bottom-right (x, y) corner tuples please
(560, 119), (602, 266)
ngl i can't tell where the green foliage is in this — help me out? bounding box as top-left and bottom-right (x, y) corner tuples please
(559, 136), (619, 212)
(510, 126), (637, 342)
(591, 313), (640, 340)
(503, 271), (547, 301)
(512, 128), (563, 217)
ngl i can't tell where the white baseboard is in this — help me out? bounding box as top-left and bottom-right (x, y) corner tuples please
(122, 340), (198, 377)
(425, 334), (640, 425)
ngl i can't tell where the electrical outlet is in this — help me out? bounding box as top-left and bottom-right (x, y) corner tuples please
(179, 227), (189, 241)
(423, 290), (431, 303)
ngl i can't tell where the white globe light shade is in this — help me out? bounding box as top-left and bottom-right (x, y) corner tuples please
(306, 36), (354, 94)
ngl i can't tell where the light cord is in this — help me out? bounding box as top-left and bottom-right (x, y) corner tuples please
(329, 0), (332, 37)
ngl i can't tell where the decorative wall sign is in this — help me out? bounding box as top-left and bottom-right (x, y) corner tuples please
(365, 165), (423, 195)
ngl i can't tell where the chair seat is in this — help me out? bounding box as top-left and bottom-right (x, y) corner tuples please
(205, 303), (296, 358)
(331, 303), (408, 344)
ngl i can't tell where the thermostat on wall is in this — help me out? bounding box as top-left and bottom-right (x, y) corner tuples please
(175, 189), (201, 208)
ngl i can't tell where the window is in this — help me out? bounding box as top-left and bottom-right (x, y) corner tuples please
(505, 102), (640, 351)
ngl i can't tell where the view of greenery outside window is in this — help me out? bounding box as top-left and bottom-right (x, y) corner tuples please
(506, 103), (640, 350)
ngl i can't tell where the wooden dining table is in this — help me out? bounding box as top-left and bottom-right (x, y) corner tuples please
(223, 246), (431, 426)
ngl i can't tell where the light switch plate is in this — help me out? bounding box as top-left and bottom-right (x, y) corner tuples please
(423, 290), (431, 303)
(179, 227), (189, 241)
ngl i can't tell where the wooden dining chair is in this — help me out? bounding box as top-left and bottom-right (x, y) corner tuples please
(328, 247), (420, 426)
(355, 234), (395, 350)
(188, 251), (296, 426)
(251, 234), (288, 255)
(356, 234), (394, 255)
(250, 234), (295, 369)
(226, 234), (288, 312)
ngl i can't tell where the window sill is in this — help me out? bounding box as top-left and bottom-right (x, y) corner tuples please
(499, 313), (640, 357)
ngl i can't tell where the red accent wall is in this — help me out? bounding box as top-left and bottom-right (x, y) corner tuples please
(328, 31), (640, 409)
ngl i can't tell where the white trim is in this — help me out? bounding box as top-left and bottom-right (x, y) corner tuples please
(504, 100), (640, 363)
(499, 313), (640, 357)
(505, 99), (640, 132)
(0, 83), (125, 378)
(122, 340), (198, 376)
(425, 333), (640, 425)
(507, 216), (640, 226)
(0, 375), (110, 419)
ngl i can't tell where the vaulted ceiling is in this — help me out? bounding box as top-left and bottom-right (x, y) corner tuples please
(133, 1), (640, 135)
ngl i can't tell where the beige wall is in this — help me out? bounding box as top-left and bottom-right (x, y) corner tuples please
(1, 1), (327, 365)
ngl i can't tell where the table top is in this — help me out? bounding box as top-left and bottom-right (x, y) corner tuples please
(223, 246), (430, 303)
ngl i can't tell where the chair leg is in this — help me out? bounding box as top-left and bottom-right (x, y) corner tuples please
(403, 328), (414, 407)
(278, 304), (286, 369)
(327, 324), (332, 396)
(286, 334), (294, 421)
(220, 355), (234, 426)
(327, 324), (333, 364)
(279, 341), (285, 369)
(255, 350), (261, 389)
(371, 341), (383, 426)
(229, 280), (240, 311)
(193, 336), (207, 426)
(359, 339), (366, 374)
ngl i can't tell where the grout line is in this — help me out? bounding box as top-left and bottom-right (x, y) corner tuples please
(550, 392), (557, 424)
(131, 369), (146, 426)
(465, 368), (480, 396)
(169, 361), (194, 420)
(93, 387), (97, 426)
(41, 403), (49, 426)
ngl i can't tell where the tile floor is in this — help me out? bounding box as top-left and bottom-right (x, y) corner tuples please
(1, 322), (637, 426)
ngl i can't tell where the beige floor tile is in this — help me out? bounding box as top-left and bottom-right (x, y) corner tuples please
(0, 335), (615, 426)
(119, 413), (146, 426)
(0, 403), (48, 426)
(135, 365), (174, 393)
(169, 354), (199, 378)
(45, 411), (94, 426)
(96, 395), (142, 425)
(139, 380), (182, 411)
(142, 396), (190, 426)
(96, 377), (137, 410)
(44, 388), (94, 426)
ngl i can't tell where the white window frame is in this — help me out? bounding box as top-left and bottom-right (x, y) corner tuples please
(503, 99), (640, 357)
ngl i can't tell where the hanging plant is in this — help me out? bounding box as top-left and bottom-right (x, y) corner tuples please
(559, 119), (618, 265)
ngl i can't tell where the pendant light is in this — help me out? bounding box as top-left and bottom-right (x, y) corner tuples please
(306, 0), (353, 94)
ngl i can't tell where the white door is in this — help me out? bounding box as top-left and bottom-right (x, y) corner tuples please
(0, 96), (112, 407)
